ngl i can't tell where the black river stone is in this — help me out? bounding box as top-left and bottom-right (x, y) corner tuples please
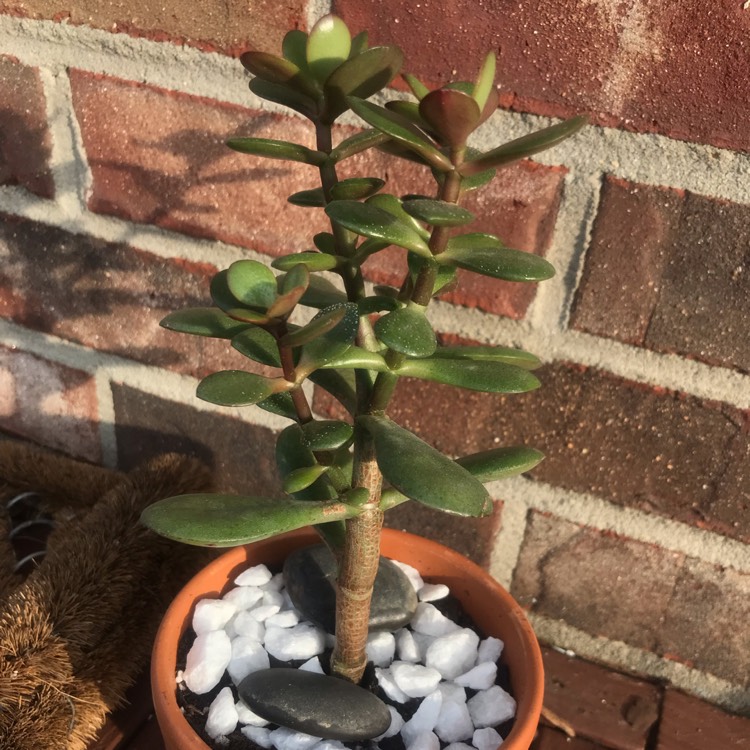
(283, 544), (417, 634)
(238, 668), (391, 740)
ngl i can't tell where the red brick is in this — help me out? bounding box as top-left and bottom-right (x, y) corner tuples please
(70, 70), (563, 319)
(512, 513), (750, 686)
(541, 647), (660, 750)
(340, 364), (750, 542)
(533, 726), (609, 749)
(112, 384), (281, 496)
(335, 0), (750, 152)
(0, 213), (261, 380)
(0, 346), (100, 462)
(0, 0), (305, 56)
(0, 56), (53, 198)
(70, 71), (331, 255)
(656, 689), (750, 749)
(571, 177), (750, 373)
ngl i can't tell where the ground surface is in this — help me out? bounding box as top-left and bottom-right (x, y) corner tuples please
(88, 646), (750, 750)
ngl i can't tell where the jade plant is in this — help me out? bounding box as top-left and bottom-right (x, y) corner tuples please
(142, 14), (585, 685)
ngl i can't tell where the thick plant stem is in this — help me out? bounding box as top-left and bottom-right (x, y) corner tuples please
(330, 438), (383, 682)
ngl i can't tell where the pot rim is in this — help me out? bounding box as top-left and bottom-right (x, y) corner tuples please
(152, 528), (543, 750)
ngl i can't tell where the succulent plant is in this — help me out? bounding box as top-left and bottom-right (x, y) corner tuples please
(141, 14), (585, 684)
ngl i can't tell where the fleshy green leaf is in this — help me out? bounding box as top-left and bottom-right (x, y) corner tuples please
(226, 137), (327, 166)
(313, 232), (337, 254)
(419, 88), (481, 147)
(160, 308), (249, 339)
(384, 100), (433, 132)
(141, 493), (355, 547)
(461, 116), (587, 176)
(366, 193), (430, 240)
(297, 302), (359, 375)
(402, 199), (474, 227)
(473, 52), (497, 110)
(308, 369), (357, 415)
(300, 420), (354, 451)
(266, 280), (308, 318)
(197, 371), (291, 406)
(357, 295), (399, 315)
(323, 46), (404, 122)
(322, 346), (389, 371)
(280, 263), (309, 295)
(432, 345), (541, 370)
(276, 424), (338, 502)
(457, 446), (544, 481)
(374, 305), (436, 357)
(331, 177), (385, 201)
(296, 274), (347, 308)
(248, 78), (318, 119)
(325, 199), (432, 257)
(282, 29), (309, 70)
(226, 259), (278, 310)
(231, 326), (281, 366)
(347, 97), (452, 171)
(288, 187), (326, 207)
(272, 252), (339, 272)
(330, 130), (390, 163)
(440, 234), (556, 282)
(352, 237), (390, 263)
(257, 391), (298, 420)
(403, 73), (430, 100)
(350, 30), (369, 57)
(396, 357), (540, 393)
(280, 305), (347, 348)
(240, 51), (320, 98)
(283, 464), (330, 494)
(358, 415), (492, 517)
(407, 254), (457, 296)
(307, 14), (351, 83)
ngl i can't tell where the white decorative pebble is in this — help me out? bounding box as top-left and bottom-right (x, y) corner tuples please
(406, 732), (440, 750)
(269, 727), (321, 750)
(445, 743), (474, 750)
(192, 599), (237, 634)
(376, 705), (404, 740)
(236, 699), (269, 727)
(228, 636), (271, 685)
(184, 630), (231, 694)
(391, 560), (424, 593)
(437, 682), (467, 705)
(298, 656), (325, 674)
(266, 610), (300, 628)
(396, 629), (421, 663)
(418, 583), (450, 602)
(175, 669), (184, 685)
(455, 661), (497, 690)
(241, 725), (274, 748)
(425, 628), (479, 680)
(467, 686), (516, 728)
(477, 637), (503, 664)
(235, 563), (273, 586)
(230, 611), (266, 641)
(311, 741), (347, 750)
(264, 572), (285, 591)
(472, 727), (504, 750)
(263, 589), (285, 609)
(223, 585), (264, 610)
(434, 698), (474, 743)
(375, 667), (409, 703)
(411, 631), (436, 661)
(390, 661), (442, 698)
(205, 687), (238, 739)
(366, 631), (396, 668)
(411, 603), (461, 637)
(264, 622), (325, 661)
(401, 692), (443, 746)
(251, 604), (282, 622)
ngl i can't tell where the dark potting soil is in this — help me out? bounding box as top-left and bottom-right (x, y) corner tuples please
(174, 582), (516, 750)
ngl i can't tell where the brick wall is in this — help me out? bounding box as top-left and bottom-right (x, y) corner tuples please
(0, 0), (748, 716)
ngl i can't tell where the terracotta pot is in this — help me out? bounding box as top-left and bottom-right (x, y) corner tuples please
(152, 528), (544, 750)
